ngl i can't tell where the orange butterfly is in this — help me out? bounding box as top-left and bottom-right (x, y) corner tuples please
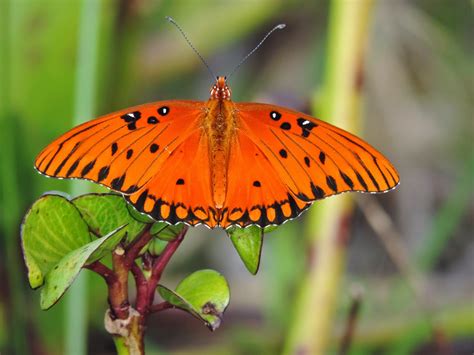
(35, 21), (399, 229)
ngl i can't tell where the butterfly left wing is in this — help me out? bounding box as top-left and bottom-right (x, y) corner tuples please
(35, 100), (205, 195)
(222, 102), (399, 228)
(126, 128), (219, 228)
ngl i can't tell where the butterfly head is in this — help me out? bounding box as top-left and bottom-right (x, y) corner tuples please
(210, 76), (232, 101)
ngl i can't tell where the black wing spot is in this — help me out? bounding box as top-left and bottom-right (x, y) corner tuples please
(297, 118), (317, 138)
(355, 172), (368, 190)
(111, 174), (126, 190)
(253, 180), (261, 187)
(326, 175), (338, 192)
(311, 182), (325, 199)
(150, 143), (159, 153)
(133, 190), (148, 211)
(157, 106), (169, 116)
(125, 185), (139, 194)
(121, 111), (141, 130)
(279, 149), (288, 158)
(120, 111), (141, 122)
(176, 178), (185, 185)
(126, 149), (133, 159)
(66, 160), (80, 177)
(111, 142), (118, 155)
(81, 160), (96, 177)
(304, 156), (311, 167)
(319, 151), (326, 164)
(280, 122), (291, 130)
(270, 111), (281, 121)
(147, 116), (159, 124)
(340, 171), (354, 189)
(296, 192), (311, 202)
(98, 166), (110, 181)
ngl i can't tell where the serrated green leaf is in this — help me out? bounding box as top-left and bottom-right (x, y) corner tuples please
(227, 225), (264, 275)
(40, 226), (125, 310)
(158, 269), (230, 331)
(21, 194), (92, 289)
(152, 223), (185, 241)
(73, 194), (145, 243)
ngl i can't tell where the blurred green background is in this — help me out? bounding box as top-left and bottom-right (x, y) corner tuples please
(0, 0), (473, 354)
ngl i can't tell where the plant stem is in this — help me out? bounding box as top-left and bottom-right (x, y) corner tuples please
(284, 1), (375, 354)
(65, 0), (101, 353)
(124, 226), (153, 267)
(89, 226), (189, 354)
(144, 227), (188, 311)
(338, 288), (363, 355)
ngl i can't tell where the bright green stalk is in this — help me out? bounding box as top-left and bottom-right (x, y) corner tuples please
(65, 1), (101, 354)
(284, 1), (375, 354)
(0, 1), (27, 354)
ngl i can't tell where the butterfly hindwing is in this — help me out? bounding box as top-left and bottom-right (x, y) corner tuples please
(35, 100), (205, 194)
(126, 129), (219, 227)
(221, 132), (311, 228)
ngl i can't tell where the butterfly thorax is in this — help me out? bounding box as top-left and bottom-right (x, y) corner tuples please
(204, 78), (237, 209)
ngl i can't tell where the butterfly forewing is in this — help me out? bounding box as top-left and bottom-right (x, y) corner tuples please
(35, 100), (205, 194)
(235, 103), (400, 205)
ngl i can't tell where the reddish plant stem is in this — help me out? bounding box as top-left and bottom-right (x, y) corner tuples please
(149, 301), (173, 313)
(131, 261), (147, 286)
(131, 262), (149, 315)
(146, 227), (188, 307)
(85, 224), (188, 327)
(108, 249), (130, 319)
(85, 261), (116, 284)
(338, 289), (362, 355)
(124, 225), (153, 267)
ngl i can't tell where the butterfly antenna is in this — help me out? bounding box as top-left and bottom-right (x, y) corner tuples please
(228, 23), (286, 80)
(166, 16), (217, 82)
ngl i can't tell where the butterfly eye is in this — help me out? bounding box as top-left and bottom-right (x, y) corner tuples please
(157, 106), (170, 116)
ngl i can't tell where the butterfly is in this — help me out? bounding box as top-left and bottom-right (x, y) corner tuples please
(35, 74), (399, 229)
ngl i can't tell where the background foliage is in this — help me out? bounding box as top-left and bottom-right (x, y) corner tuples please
(0, 0), (472, 354)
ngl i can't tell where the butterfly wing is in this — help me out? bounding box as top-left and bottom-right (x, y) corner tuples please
(35, 100), (205, 195)
(126, 129), (219, 227)
(220, 102), (399, 228)
(221, 132), (311, 228)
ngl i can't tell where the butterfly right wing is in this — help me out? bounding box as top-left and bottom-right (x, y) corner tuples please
(35, 100), (205, 195)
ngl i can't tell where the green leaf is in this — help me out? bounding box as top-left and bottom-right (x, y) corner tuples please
(151, 222), (185, 241)
(21, 194), (92, 289)
(73, 194), (146, 243)
(227, 226), (264, 275)
(264, 225), (278, 234)
(147, 237), (168, 256)
(158, 269), (230, 331)
(88, 225), (127, 263)
(40, 226), (126, 310)
(127, 202), (155, 224)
